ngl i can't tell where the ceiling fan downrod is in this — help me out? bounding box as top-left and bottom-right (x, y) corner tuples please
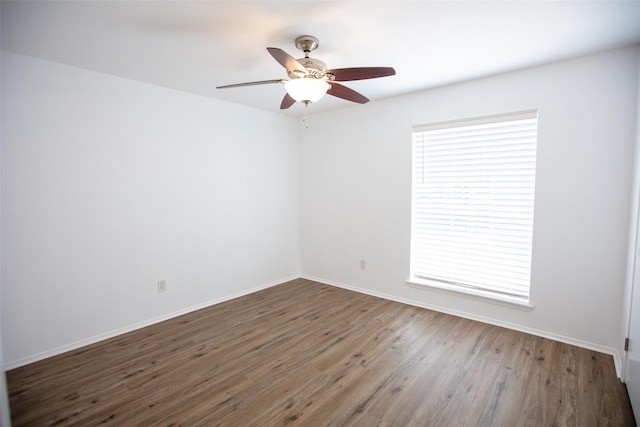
(293, 36), (327, 79)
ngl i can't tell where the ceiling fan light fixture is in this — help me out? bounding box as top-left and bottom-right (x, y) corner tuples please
(284, 78), (330, 103)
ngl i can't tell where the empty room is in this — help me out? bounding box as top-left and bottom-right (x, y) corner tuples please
(2, 1), (640, 426)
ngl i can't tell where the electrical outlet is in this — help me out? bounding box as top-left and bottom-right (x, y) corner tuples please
(157, 280), (167, 293)
(359, 259), (366, 270)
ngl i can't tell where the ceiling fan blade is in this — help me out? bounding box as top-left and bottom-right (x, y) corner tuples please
(280, 93), (296, 110)
(267, 47), (307, 75)
(216, 79), (284, 89)
(327, 82), (369, 104)
(325, 67), (396, 82)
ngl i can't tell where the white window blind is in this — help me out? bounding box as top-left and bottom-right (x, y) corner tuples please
(410, 110), (538, 302)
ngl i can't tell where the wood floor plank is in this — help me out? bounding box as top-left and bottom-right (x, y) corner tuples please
(7, 278), (636, 426)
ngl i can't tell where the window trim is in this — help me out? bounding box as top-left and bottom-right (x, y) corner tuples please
(406, 277), (534, 310)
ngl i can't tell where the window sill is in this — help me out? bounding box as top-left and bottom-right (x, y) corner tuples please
(406, 277), (534, 311)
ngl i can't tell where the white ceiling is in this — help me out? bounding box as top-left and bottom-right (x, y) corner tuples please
(3, 1), (640, 116)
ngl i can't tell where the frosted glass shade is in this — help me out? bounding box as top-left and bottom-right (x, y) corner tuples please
(284, 78), (330, 103)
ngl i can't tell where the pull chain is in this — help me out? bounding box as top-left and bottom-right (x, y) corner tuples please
(302, 101), (310, 128)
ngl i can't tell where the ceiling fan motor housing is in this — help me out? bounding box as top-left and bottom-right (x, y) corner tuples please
(292, 57), (328, 79)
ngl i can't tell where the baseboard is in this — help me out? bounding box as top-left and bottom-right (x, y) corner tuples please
(8, 274), (623, 378)
(4, 275), (298, 370)
(301, 274), (623, 378)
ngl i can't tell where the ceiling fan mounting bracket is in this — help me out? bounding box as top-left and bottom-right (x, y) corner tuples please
(295, 35), (319, 54)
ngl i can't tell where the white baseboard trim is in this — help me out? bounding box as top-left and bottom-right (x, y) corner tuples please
(9, 274), (623, 379)
(4, 275), (298, 370)
(301, 275), (623, 378)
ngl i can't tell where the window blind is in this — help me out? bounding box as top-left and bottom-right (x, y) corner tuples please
(410, 110), (538, 301)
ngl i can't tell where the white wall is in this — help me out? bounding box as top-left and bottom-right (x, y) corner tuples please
(300, 46), (640, 364)
(621, 47), (640, 381)
(1, 51), (301, 367)
(0, 25), (11, 426)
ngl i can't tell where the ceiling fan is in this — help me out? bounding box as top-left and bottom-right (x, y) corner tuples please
(216, 35), (396, 110)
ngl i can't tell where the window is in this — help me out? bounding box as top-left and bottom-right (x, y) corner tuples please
(409, 110), (538, 304)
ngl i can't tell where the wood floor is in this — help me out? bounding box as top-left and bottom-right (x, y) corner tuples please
(7, 278), (636, 426)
